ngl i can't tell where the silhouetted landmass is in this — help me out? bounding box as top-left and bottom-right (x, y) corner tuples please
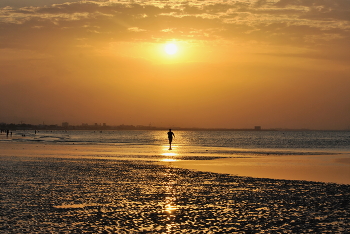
(1, 122), (348, 132)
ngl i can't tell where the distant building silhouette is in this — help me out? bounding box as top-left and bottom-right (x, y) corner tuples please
(254, 126), (261, 131)
(62, 122), (69, 128)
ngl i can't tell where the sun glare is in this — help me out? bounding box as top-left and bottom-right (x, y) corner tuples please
(164, 43), (178, 55)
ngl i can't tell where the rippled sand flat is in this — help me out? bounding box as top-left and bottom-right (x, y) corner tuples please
(1, 156), (349, 233)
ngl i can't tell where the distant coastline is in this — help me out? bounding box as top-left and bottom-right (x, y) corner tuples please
(0, 122), (348, 132)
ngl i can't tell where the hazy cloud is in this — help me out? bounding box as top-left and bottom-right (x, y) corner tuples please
(0, 0), (81, 8)
(1, 0), (349, 50)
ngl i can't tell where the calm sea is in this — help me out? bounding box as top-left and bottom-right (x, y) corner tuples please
(2, 130), (350, 157)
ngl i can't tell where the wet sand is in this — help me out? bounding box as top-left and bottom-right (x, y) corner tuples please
(0, 142), (350, 232)
(1, 142), (349, 184)
(164, 154), (350, 185)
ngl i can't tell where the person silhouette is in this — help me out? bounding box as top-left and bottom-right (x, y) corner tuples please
(167, 129), (175, 150)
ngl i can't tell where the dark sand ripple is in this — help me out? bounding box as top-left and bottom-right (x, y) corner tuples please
(0, 156), (349, 233)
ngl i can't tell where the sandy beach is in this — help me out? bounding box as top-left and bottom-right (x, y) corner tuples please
(1, 142), (349, 233)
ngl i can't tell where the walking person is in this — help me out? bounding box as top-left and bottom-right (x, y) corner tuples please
(167, 129), (175, 150)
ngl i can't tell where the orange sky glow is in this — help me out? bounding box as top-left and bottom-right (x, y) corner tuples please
(1, 0), (349, 129)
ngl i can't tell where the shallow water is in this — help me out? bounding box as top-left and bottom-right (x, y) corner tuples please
(1, 130), (350, 184)
(4, 130), (350, 148)
(2, 130), (350, 157)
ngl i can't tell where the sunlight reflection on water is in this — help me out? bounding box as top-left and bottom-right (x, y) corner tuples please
(162, 153), (177, 157)
(161, 158), (177, 162)
(162, 168), (179, 233)
(160, 144), (179, 160)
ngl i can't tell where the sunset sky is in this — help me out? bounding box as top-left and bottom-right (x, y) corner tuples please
(1, 0), (349, 129)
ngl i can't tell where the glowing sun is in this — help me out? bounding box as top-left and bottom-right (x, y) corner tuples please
(164, 43), (178, 55)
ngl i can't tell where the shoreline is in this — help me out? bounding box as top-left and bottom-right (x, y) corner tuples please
(1, 141), (349, 185)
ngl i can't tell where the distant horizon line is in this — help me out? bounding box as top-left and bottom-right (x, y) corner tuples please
(0, 122), (349, 132)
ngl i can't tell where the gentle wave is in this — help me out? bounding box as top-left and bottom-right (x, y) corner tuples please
(1, 130), (350, 156)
